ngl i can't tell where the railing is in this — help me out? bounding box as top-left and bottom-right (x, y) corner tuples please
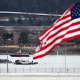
(0, 68), (80, 73)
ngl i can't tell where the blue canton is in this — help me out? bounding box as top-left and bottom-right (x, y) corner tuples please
(71, 1), (80, 20)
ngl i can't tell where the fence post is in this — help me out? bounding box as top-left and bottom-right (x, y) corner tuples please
(23, 68), (24, 73)
(37, 68), (38, 73)
(30, 67), (31, 73)
(0, 68), (1, 73)
(15, 68), (16, 73)
(67, 68), (68, 73)
(45, 67), (46, 73)
(60, 67), (61, 73)
(74, 67), (75, 73)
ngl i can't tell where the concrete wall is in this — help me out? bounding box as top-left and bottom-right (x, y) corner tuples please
(0, 73), (80, 80)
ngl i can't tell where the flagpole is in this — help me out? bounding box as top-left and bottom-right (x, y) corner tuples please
(7, 51), (8, 73)
(57, 51), (59, 73)
(65, 42), (66, 73)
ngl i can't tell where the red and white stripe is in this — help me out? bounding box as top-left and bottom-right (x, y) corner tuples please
(33, 5), (80, 60)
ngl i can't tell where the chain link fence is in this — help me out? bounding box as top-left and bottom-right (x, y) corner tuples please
(0, 68), (80, 73)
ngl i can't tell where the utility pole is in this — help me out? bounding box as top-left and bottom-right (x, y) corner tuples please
(7, 51), (8, 73)
(65, 42), (66, 73)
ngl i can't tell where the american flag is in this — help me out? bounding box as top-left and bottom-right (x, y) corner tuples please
(33, 1), (80, 60)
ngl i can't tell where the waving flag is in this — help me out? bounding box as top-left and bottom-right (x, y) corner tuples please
(33, 1), (80, 60)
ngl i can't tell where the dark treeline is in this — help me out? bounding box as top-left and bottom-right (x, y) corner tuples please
(0, 0), (79, 26)
(0, 0), (79, 14)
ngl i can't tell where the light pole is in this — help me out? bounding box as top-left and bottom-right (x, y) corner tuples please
(65, 42), (66, 73)
(7, 51), (8, 73)
(29, 34), (32, 39)
(6, 42), (9, 73)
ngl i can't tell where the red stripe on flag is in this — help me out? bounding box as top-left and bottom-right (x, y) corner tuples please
(33, 4), (79, 60)
(37, 6), (74, 40)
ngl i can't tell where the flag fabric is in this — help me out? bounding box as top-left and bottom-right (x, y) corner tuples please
(33, 1), (80, 60)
